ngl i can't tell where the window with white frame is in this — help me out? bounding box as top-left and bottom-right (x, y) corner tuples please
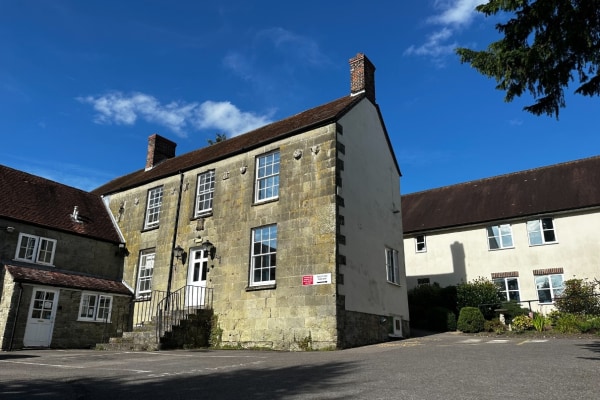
(137, 249), (155, 297)
(255, 151), (280, 202)
(79, 292), (113, 322)
(195, 170), (215, 216)
(527, 217), (557, 246)
(487, 224), (514, 250)
(386, 248), (400, 284)
(535, 274), (564, 303)
(415, 235), (427, 252)
(250, 224), (277, 286)
(144, 186), (163, 229)
(493, 277), (521, 301)
(15, 233), (57, 265)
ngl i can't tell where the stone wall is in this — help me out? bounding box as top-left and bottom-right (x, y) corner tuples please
(6, 285), (131, 349)
(106, 124), (341, 350)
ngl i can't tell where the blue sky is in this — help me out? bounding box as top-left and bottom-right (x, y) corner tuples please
(1, 1), (598, 194)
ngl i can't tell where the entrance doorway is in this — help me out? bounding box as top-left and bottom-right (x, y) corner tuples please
(185, 248), (208, 308)
(23, 287), (59, 347)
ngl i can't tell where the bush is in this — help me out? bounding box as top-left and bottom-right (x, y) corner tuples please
(511, 315), (533, 332)
(447, 311), (457, 332)
(408, 283), (458, 331)
(578, 317), (600, 333)
(457, 307), (485, 333)
(457, 278), (501, 319)
(554, 313), (583, 334)
(554, 279), (600, 316)
(484, 319), (507, 334)
(500, 301), (530, 322)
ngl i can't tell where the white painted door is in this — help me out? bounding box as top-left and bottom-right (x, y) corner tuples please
(186, 248), (208, 308)
(23, 288), (59, 347)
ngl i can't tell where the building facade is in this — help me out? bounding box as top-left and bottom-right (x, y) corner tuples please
(0, 166), (132, 350)
(94, 54), (410, 350)
(402, 156), (600, 313)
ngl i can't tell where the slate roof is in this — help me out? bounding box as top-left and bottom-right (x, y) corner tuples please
(402, 155), (600, 234)
(0, 165), (122, 244)
(4, 264), (132, 295)
(93, 94), (368, 195)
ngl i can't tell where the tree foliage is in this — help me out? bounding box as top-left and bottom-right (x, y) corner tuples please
(457, 277), (501, 313)
(208, 133), (227, 145)
(456, 0), (600, 118)
(554, 278), (600, 315)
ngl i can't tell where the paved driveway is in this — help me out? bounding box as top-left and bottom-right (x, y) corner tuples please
(1, 332), (599, 399)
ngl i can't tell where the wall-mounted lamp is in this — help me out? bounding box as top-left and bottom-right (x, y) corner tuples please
(201, 239), (219, 262)
(174, 245), (187, 264)
(0, 226), (15, 233)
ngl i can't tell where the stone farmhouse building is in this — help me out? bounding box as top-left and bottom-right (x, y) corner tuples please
(402, 156), (600, 313)
(93, 53), (409, 350)
(0, 165), (132, 350)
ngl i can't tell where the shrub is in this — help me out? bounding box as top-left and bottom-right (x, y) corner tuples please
(457, 278), (501, 319)
(554, 279), (600, 316)
(408, 283), (458, 331)
(500, 301), (530, 322)
(554, 313), (583, 334)
(511, 315), (533, 332)
(578, 317), (600, 333)
(532, 313), (547, 332)
(484, 319), (507, 334)
(457, 307), (485, 333)
(447, 311), (457, 332)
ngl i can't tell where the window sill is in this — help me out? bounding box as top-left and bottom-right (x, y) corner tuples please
(77, 319), (111, 323)
(387, 281), (402, 287)
(245, 284), (276, 292)
(141, 226), (159, 233)
(192, 212), (213, 219)
(252, 198), (279, 207)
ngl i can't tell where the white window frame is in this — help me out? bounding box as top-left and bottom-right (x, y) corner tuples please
(386, 248), (400, 284)
(15, 233), (56, 265)
(144, 186), (163, 229)
(137, 249), (155, 297)
(255, 151), (280, 203)
(78, 292), (113, 322)
(415, 235), (427, 253)
(250, 224), (277, 287)
(493, 277), (521, 302)
(535, 274), (564, 304)
(487, 224), (514, 250)
(195, 170), (215, 217)
(527, 217), (557, 246)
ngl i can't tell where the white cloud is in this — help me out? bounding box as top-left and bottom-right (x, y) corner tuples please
(429, 0), (484, 26)
(405, 1), (485, 64)
(78, 92), (272, 137)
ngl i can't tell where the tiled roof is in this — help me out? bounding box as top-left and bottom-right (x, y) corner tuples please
(4, 264), (132, 296)
(402, 155), (600, 234)
(93, 94), (365, 195)
(0, 165), (122, 243)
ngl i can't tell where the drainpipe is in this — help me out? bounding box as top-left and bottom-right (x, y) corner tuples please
(166, 171), (184, 302)
(8, 283), (24, 351)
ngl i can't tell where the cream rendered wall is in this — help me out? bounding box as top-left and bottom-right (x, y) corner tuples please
(405, 210), (600, 312)
(336, 99), (409, 320)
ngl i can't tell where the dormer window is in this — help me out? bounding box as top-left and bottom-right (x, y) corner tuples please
(15, 233), (56, 265)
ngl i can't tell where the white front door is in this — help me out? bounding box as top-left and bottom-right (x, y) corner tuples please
(23, 287), (59, 347)
(186, 248), (208, 308)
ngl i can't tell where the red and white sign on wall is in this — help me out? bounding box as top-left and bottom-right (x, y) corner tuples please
(302, 273), (332, 286)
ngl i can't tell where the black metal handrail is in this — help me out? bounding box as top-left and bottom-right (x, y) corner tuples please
(132, 290), (168, 327)
(156, 285), (213, 342)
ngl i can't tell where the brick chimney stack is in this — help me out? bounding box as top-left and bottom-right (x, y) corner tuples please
(145, 133), (176, 171)
(349, 53), (376, 103)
